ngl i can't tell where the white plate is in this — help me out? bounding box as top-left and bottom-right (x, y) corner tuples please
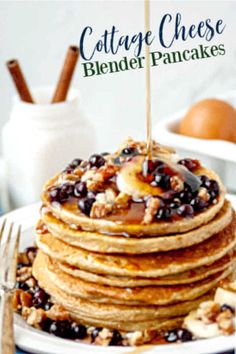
(0, 199), (235, 354)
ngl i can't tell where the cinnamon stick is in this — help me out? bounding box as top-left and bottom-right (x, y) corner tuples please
(52, 45), (80, 103)
(6, 59), (34, 103)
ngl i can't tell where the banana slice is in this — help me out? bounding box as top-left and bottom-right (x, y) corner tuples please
(116, 155), (200, 199)
(214, 287), (236, 309)
(184, 311), (221, 338)
(117, 156), (163, 198)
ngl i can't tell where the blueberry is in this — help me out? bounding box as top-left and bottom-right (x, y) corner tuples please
(71, 322), (87, 339)
(49, 187), (67, 204)
(17, 263), (25, 270)
(25, 246), (37, 256)
(49, 183), (74, 204)
(169, 200), (181, 209)
(70, 158), (82, 168)
(154, 174), (171, 189)
(176, 328), (193, 342)
(78, 198), (96, 216)
(109, 330), (122, 346)
(91, 327), (102, 341)
(64, 158), (82, 173)
(44, 301), (53, 311)
(89, 154), (106, 168)
(15, 281), (29, 291)
(177, 204), (194, 217)
(209, 191), (218, 202)
(74, 182), (87, 198)
(164, 329), (178, 343)
(61, 183), (74, 197)
(199, 175), (209, 186)
(114, 157), (121, 165)
(178, 159), (199, 171)
(164, 328), (193, 343)
(32, 288), (49, 308)
(156, 207), (172, 220)
(49, 321), (61, 336)
(25, 247), (38, 263)
(42, 318), (53, 332)
(205, 179), (219, 191)
(190, 197), (207, 211)
(121, 147), (138, 156)
(49, 321), (72, 339)
(205, 180), (219, 202)
(49, 187), (63, 203)
(179, 190), (193, 203)
(220, 304), (235, 314)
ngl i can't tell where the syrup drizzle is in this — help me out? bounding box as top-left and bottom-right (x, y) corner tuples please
(144, 0), (152, 161)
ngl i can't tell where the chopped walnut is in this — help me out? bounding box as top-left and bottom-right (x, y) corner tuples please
(96, 189), (117, 204)
(26, 308), (47, 328)
(12, 289), (32, 311)
(94, 328), (113, 346)
(125, 329), (156, 346)
(198, 187), (210, 202)
(21, 306), (32, 319)
(143, 197), (161, 224)
(90, 189), (116, 218)
(216, 310), (235, 335)
(17, 253), (30, 266)
(25, 277), (37, 288)
(16, 266), (32, 283)
(114, 192), (131, 209)
(82, 164), (118, 190)
(90, 202), (112, 218)
(196, 301), (221, 324)
(170, 176), (184, 192)
(127, 331), (143, 346)
(73, 167), (85, 178)
(46, 304), (70, 321)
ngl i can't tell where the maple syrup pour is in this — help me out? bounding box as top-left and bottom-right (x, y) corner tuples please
(144, 0), (152, 161)
(142, 157), (201, 194)
(176, 164), (201, 192)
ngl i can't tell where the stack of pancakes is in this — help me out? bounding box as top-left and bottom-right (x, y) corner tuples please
(33, 153), (236, 333)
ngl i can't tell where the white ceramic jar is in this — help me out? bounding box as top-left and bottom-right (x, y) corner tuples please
(2, 87), (96, 208)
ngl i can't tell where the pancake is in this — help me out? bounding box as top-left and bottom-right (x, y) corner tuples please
(35, 251), (234, 306)
(40, 200), (233, 254)
(70, 313), (185, 332)
(36, 216), (236, 278)
(42, 167), (225, 237)
(58, 250), (236, 287)
(33, 254), (213, 321)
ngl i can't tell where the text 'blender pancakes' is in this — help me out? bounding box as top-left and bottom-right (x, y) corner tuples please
(28, 138), (235, 343)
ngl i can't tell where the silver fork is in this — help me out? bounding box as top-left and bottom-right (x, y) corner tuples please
(0, 220), (21, 354)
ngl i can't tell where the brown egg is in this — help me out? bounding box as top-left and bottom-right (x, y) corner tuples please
(179, 98), (236, 143)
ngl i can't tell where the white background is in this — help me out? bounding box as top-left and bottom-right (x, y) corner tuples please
(0, 0), (235, 153)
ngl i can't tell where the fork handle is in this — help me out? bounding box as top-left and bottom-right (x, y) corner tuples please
(0, 291), (15, 354)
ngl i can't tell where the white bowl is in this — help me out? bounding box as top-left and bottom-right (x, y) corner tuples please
(154, 90), (236, 193)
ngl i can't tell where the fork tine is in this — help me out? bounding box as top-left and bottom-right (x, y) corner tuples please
(8, 225), (21, 288)
(0, 219), (7, 246)
(1, 223), (13, 285)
